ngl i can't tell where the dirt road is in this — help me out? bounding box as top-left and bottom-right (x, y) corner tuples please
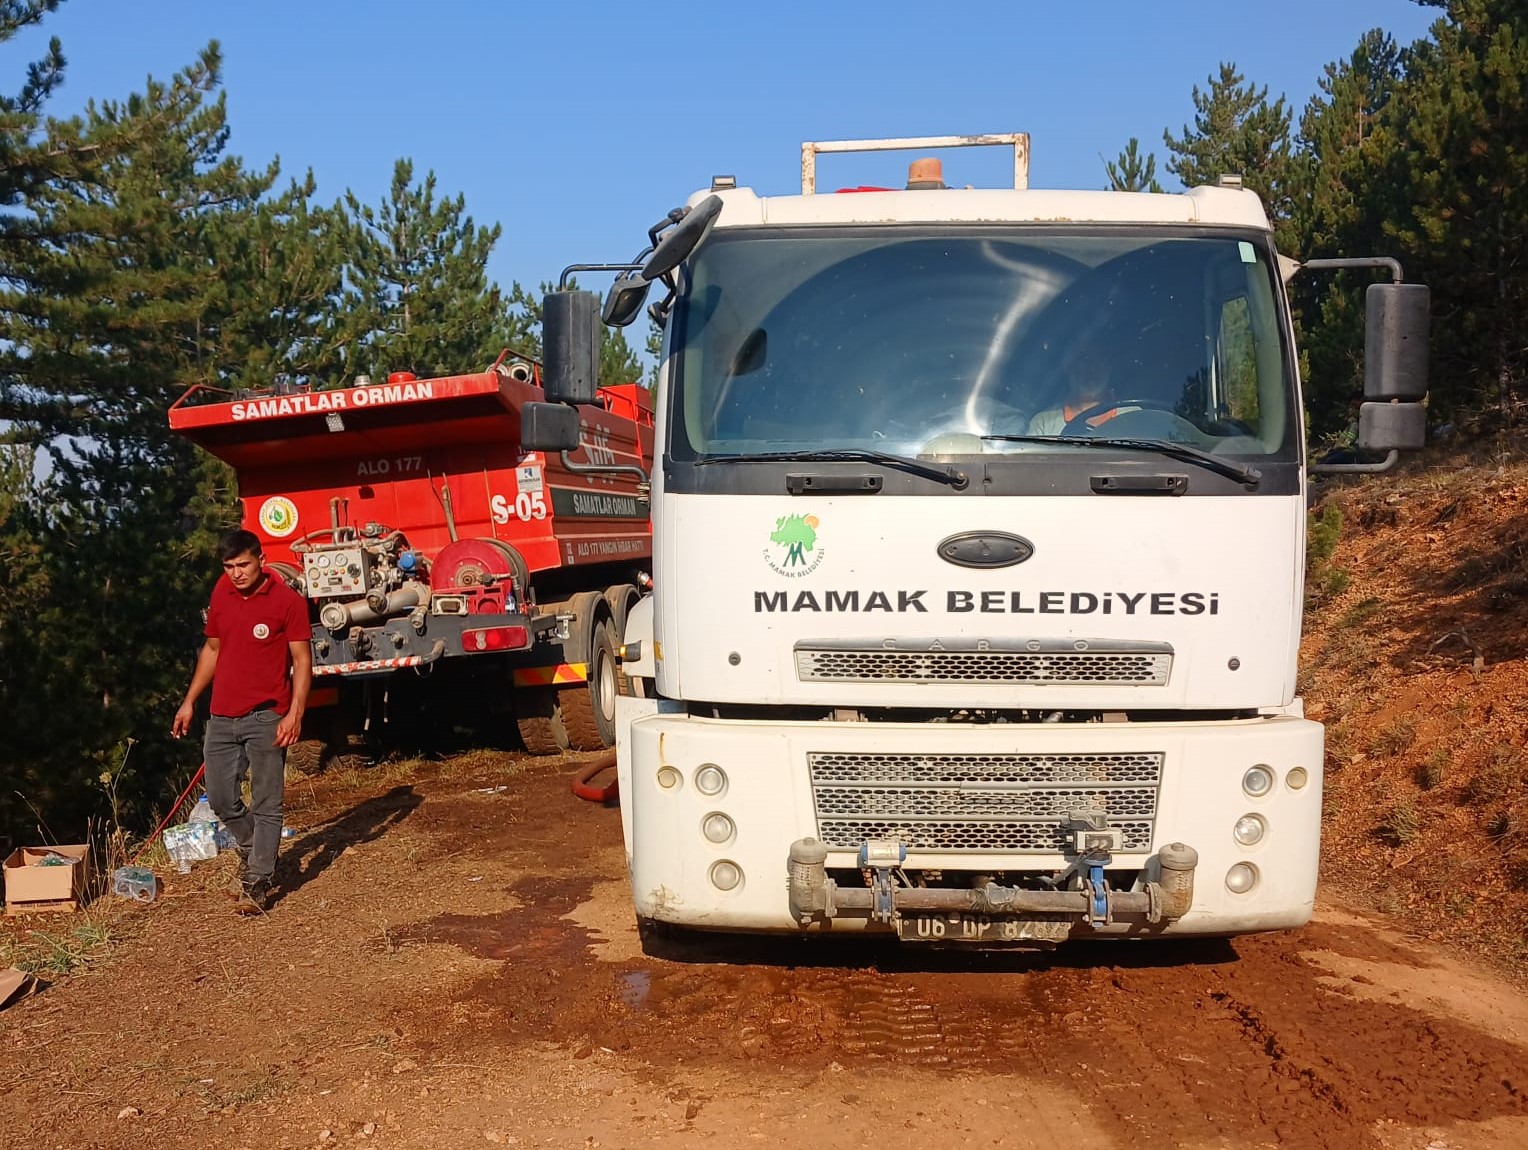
(3, 752), (1526, 1150)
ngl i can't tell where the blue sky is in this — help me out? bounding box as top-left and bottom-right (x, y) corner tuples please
(7, 1), (1439, 300)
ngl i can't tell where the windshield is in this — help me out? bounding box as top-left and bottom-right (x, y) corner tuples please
(668, 227), (1295, 462)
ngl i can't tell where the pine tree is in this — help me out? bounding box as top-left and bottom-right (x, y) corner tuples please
(1163, 63), (1294, 228)
(338, 159), (512, 380)
(1104, 138), (1164, 192)
(0, 23), (319, 843)
(1384, 0), (1528, 420)
(644, 321), (663, 386)
(507, 280), (645, 387)
(201, 172), (350, 391)
(1286, 30), (1409, 435)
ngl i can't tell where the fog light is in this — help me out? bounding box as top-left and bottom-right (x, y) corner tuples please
(710, 860), (742, 891)
(1233, 814), (1266, 846)
(702, 812), (735, 844)
(695, 764), (727, 796)
(656, 766), (682, 790)
(1242, 765), (1274, 798)
(1225, 862), (1259, 894)
(1286, 766), (1309, 791)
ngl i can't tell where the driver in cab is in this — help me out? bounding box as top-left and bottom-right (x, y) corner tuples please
(1026, 357), (1123, 436)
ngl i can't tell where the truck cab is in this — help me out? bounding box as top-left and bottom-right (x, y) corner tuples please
(530, 134), (1427, 945)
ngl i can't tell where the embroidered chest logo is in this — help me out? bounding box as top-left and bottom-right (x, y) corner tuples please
(252, 623), (271, 640)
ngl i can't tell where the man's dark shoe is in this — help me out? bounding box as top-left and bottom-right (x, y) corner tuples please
(233, 881), (270, 915)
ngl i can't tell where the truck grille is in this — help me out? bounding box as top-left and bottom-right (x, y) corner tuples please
(808, 751), (1161, 854)
(795, 643), (1171, 686)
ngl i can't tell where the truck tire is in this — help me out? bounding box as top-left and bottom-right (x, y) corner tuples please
(284, 707), (347, 775)
(515, 688), (569, 756)
(604, 584), (640, 697)
(285, 739), (326, 776)
(562, 620), (619, 751)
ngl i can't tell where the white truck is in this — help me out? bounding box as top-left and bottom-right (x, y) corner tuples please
(525, 134), (1429, 944)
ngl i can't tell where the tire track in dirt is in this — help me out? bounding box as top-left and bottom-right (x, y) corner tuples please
(386, 765), (1528, 1150)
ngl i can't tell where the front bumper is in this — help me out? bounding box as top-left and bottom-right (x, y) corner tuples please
(619, 708), (1323, 938)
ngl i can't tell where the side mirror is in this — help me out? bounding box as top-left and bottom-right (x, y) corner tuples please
(603, 271), (651, 328)
(1358, 282), (1429, 452)
(643, 195), (724, 281)
(1364, 283), (1429, 400)
(520, 401), (581, 452)
(542, 290), (602, 405)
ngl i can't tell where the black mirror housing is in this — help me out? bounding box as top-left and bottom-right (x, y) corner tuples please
(542, 290), (603, 404)
(520, 401), (581, 453)
(603, 272), (651, 328)
(1365, 283), (1429, 401)
(643, 195), (724, 281)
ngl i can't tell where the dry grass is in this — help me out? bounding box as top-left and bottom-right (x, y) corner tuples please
(0, 907), (116, 975)
(1464, 746), (1525, 806)
(1371, 718), (1418, 759)
(1376, 791), (1421, 847)
(1416, 747), (1450, 791)
(1305, 433), (1528, 974)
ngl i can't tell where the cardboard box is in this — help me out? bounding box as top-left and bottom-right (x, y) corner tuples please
(3, 844), (90, 914)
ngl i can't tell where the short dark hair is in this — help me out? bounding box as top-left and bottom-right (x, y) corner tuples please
(217, 529), (263, 563)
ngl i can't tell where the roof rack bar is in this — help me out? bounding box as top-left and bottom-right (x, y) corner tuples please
(801, 133), (1030, 194)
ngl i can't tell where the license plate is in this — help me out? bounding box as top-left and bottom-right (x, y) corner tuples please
(896, 912), (1073, 944)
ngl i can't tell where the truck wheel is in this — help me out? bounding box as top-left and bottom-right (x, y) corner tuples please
(604, 584), (640, 697)
(515, 688), (569, 756)
(284, 708), (347, 775)
(285, 739), (327, 776)
(562, 620), (619, 751)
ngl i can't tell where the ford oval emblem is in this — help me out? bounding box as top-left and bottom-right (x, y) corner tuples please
(937, 531), (1034, 569)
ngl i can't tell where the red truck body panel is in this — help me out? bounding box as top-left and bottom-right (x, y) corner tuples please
(169, 367), (654, 578)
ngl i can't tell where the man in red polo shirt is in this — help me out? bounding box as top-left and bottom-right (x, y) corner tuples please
(172, 529), (312, 913)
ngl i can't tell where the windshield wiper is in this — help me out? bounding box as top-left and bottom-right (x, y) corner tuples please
(979, 434), (1261, 487)
(693, 449), (969, 489)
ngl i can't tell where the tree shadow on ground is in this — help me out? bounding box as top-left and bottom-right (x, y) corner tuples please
(271, 784), (422, 906)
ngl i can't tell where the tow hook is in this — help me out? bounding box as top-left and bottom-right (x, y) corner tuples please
(858, 839), (907, 924)
(1069, 813), (1122, 928)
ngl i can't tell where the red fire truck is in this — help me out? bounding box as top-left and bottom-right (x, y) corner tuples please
(169, 353), (653, 767)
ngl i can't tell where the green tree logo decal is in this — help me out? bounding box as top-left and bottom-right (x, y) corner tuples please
(765, 514), (825, 576)
(770, 513), (819, 567)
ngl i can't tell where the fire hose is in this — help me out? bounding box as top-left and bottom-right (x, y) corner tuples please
(571, 750), (618, 804)
(130, 762), (206, 863)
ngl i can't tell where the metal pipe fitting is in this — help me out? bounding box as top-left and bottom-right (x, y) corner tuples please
(1155, 842), (1199, 920)
(787, 838), (832, 924)
(366, 583), (424, 616)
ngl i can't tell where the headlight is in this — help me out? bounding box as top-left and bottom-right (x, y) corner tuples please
(710, 860), (742, 891)
(695, 764), (727, 796)
(702, 812), (735, 844)
(1233, 814), (1266, 846)
(1242, 765), (1274, 798)
(1225, 863), (1259, 894)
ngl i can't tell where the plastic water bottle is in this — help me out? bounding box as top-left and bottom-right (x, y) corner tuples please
(189, 793), (236, 851)
(188, 793), (216, 826)
(112, 865), (157, 903)
(163, 820), (217, 870)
